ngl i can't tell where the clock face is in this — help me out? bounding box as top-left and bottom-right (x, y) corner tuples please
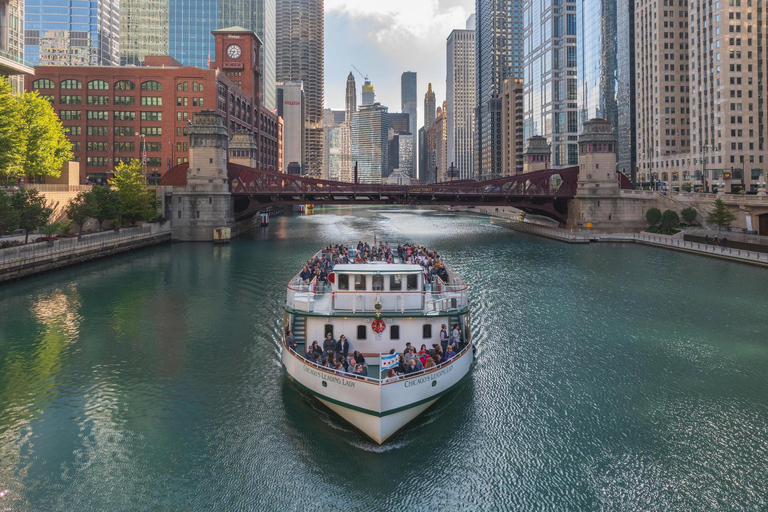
(226, 44), (242, 59)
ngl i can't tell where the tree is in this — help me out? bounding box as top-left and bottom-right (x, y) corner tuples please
(681, 207), (698, 225)
(0, 192), (20, 234)
(109, 160), (158, 226)
(89, 186), (121, 230)
(18, 91), (73, 179)
(0, 77), (24, 178)
(10, 189), (52, 243)
(660, 210), (680, 232)
(646, 207), (662, 227)
(65, 191), (94, 234)
(681, 182), (692, 192)
(706, 198), (736, 233)
(41, 222), (59, 238)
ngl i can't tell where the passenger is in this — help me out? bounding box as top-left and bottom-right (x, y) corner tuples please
(425, 357), (436, 369)
(433, 353), (442, 366)
(404, 359), (418, 374)
(336, 335), (350, 358)
(403, 345), (415, 364)
(353, 350), (366, 366)
(384, 369), (397, 382)
(312, 353), (322, 365)
(286, 331), (297, 351)
(305, 345), (315, 361)
(311, 341), (321, 356)
(440, 324), (449, 353)
(452, 324), (461, 345)
(414, 355), (424, 371)
(323, 332), (337, 357)
(347, 356), (356, 372)
(445, 346), (456, 360)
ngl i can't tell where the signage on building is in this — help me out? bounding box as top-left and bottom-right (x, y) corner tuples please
(285, 101), (300, 105)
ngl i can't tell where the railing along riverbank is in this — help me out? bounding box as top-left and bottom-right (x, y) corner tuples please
(0, 224), (172, 282)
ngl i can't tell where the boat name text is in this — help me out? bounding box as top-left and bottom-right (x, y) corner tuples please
(303, 365), (356, 387)
(404, 365), (454, 388)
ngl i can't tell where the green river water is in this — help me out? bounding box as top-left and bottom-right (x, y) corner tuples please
(0, 207), (767, 510)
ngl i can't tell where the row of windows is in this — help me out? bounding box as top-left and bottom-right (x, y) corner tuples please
(86, 156), (164, 167)
(318, 323), (434, 341)
(176, 81), (204, 92)
(33, 79), (163, 91)
(336, 274), (419, 291)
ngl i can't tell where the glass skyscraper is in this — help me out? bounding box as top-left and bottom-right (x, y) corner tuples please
(352, 103), (389, 184)
(401, 71), (417, 177)
(616, 0), (635, 181)
(24, 0), (120, 66)
(523, 0), (579, 167)
(120, 0), (169, 66)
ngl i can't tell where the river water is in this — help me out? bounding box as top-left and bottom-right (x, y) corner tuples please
(0, 207), (767, 510)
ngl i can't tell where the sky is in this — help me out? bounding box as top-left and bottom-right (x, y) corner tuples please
(324, 0), (475, 130)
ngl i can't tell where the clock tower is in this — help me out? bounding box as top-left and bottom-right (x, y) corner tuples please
(211, 26), (262, 107)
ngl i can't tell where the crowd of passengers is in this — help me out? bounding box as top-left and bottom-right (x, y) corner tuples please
(285, 324), (463, 380)
(297, 242), (449, 285)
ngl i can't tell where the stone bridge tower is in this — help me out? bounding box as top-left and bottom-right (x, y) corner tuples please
(171, 110), (234, 241)
(522, 136), (551, 173)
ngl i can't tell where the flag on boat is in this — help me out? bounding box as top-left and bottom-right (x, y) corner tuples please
(381, 352), (398, 370)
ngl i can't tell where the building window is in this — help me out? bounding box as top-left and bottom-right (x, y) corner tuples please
(114, 126), (134, 136)
(141, 80), (162, 91)
(114, 141), (135, 152)
(140, 111), (163, 121)
(59, 95), (81, 105)
(65, 126), (81, 136)
(86, 156), (108, 166)
(86, 141), (107, 151)
(86, 111), (109, 120)
(114, 80), (135, 90)
(354, 274), (366, 291)
(146, 157), (162, 167)
(141, 96), (162, 106)
(114, 111), (135, 121)
(32, 78), (54, 89)
(87, 80), (109, 90)
(114, 96), (135, 105)
(423, 324), (432, 339)
(60, 79), (82, 90)
(357, 325), (367, 340)
(86, 126), (108, 136)
(59, 110), (81, 120)
(390, 325), (400, 340)
(140, 127), (162, 136)
(87, 95), (109, 105)
(145, 142), (162, 152)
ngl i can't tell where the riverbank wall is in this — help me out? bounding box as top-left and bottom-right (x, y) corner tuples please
(0, 224), (172, 283)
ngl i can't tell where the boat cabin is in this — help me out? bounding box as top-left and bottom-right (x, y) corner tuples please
(331, 263), (424, 312)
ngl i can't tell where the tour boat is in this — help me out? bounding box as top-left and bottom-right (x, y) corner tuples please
(281, 244), (474, 444)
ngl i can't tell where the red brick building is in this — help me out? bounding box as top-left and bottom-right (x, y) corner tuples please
(26, 27), (281, 184)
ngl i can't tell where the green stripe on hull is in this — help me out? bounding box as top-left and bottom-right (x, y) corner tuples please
(284, 364), (473, 418)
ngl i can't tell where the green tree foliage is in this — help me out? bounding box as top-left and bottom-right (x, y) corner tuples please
(0, 192), (20, 234)
(11, 189), (52, 242)
(41, 222), (59, 238)
(681, 182), (692, 192)
(706, 198), (736, 233)
(646, 207), (662, 227)
(109, 160), (158, 226)
(681, 207), (698, 225)
(89, 186), (121, 229)
(0, 77), (24, 176)
(660, 210), (680, 232)
(65, 191), (95, 233)
(19, 91), (73, 178)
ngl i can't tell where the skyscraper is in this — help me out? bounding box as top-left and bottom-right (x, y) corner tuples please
(447, 17), (476, 180)
(616, 0), (636, 182)
(361, 79), (375, 105)
(420, 83), (437, 183)
(277, 81), (305, 173)
(120, 0), (169, 66)
(523, 0), (579, 168)
(424, 82), (436, 127)
(352, 103), (388, 184)
(0, 0), (31, 93)
(25, 0), (120, 66)
(339, 71), (355, 182)
(169, 0), (217, 68)
(475, 0), (518, 178)
(401, 71), (417, 177)
(276, 0), (324, 178)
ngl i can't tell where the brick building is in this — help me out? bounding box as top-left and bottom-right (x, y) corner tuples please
(26, 26), (280, 184)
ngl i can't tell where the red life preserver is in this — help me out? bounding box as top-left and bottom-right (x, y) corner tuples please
(371, 319), (386, 334)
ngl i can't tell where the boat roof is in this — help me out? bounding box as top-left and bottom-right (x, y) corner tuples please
(332, 263), (423, 274)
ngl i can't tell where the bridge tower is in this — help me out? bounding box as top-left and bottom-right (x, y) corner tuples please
(567, 118), (645, 232)
(171, 110), (234, 241)
(522, 136), (551, 173)
(229, 132), (259, 168)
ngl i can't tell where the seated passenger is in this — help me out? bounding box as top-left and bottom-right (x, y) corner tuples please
(305, 346), (315, 360)
(425, 357), (436, 369)
(445, 347), (456, 360)
(311, 341), (321, 356)
(433, 353), (443, 366)
(353, 350), (366, 365)
(384, 369), (398, 382)
(404, 359), (418, 374)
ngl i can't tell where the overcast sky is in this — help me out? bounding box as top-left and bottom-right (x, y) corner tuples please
(324, 0), (475, 130)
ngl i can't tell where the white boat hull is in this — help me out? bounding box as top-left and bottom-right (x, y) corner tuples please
(282, 346), (473, 443)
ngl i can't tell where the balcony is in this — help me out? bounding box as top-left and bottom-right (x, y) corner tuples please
(0, 49), (34, 76)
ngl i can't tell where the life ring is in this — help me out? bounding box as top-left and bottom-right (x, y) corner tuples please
(371, 319), (386, 334)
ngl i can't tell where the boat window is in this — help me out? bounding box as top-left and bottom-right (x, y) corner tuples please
(354, 274), (366, 291)
(324, 324), (334, 338)
(407, 274), (419, 291)
(390, 325), (400, 340)
(372, 274), (384, 291)
(422, 324), (432, 339)
(338, 274), (349, 290)
(357, 325), (367, 340)
(390, 274), (402, 291)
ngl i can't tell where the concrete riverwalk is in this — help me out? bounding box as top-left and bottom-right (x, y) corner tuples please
(0, 224), (172, 282)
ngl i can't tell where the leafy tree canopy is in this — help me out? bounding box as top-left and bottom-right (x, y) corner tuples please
(0, 77), (24, 175)
(646, 207), (662, 227)
(10, 189), (52, 242)
(19, 91), (73, 177)
(706, 198), (736, 232)
(109, 160), (158, 226)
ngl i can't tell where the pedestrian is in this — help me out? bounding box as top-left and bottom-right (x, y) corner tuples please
(704, 235), (709, 246)
(722, 237), (728, 249)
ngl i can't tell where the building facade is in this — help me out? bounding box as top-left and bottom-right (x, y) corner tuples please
(523, 0), (579, 168)
(401, 71), (417, 177)
(24, 0), (120, 66)
(277, 81), (304, 174)
(28, 28), (280, 184)
(339, 71), (355, 182)
(616, 0), (636, 181)
(120, 0), (169, 66)
(434, 103), (448, 181)
(361, 79), (375, 106)
(0, 0), (32, 93)
(276, 0), (324, 178)
(447, 19), (475, 180)
(351, 102), (388, 184)
(501, 77), (523, 175)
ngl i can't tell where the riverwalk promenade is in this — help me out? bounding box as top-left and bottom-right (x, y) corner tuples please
(489, 218), (768, 268)
(0, 224), (171, 282)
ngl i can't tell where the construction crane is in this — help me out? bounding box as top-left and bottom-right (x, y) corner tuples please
(351, 64), (368, 82)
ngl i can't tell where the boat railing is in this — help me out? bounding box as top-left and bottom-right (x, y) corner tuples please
(285, 337), (472, 387)
(285, 287), (469, 314)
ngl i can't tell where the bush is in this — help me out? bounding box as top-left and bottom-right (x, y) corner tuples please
(681, 183), (692, 192)
(681, 207), (698, 225)
(646, 207), (662, 227)
(58, 221), (72, 236)
(660, 210), (680, 231)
